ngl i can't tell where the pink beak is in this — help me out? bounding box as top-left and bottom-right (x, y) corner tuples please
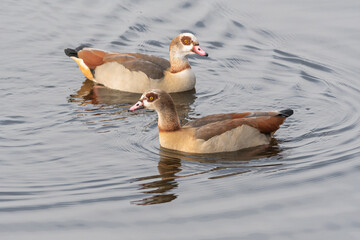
(192, 44), (208, 56)
(129, 100), (144, 111)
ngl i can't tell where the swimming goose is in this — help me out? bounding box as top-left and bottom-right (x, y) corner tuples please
(129, 89), (293, 153)
(64, 33), (208, 93)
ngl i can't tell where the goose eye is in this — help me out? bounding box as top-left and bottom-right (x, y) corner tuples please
(181, 36), (192, 45)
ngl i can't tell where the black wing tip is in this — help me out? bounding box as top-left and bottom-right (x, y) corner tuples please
(278, 109), (294, 117)
(64, 44), (93, 57)
(64, 48), (78, 57)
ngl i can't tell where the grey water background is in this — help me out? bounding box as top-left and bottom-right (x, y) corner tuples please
(1, 0), (360, 239)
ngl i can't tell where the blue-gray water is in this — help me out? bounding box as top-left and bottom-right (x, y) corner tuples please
(1, 0), (360, 239)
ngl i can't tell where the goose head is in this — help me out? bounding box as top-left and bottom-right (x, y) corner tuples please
(170, 33), (208, 58)
(129, 89), (180, 131)
(129, 89), (174, 112)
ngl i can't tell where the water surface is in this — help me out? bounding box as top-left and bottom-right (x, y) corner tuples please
(1, 0), (360, 239)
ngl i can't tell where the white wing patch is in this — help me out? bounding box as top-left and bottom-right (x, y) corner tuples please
(95, 62), (150, 93)
(198, 125), (270, 153)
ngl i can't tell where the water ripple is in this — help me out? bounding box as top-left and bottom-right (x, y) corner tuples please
(274, 49), (333, 73)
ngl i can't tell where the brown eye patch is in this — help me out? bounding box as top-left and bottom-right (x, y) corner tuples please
(181, 36), (192, 45)
(145, 92), (158, 102)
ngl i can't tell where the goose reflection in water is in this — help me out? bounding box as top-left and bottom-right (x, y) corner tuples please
(68, 79), (196, 121)
(131, 156), (181, 205)
(68, 79), (142, 106)
(131, 142), (283, 205)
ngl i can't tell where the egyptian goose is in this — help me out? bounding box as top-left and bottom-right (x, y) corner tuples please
(64, 33), (208, 93)
(129, 89), (293, 153)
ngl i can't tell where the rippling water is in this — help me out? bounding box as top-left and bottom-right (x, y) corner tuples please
(1, 0), (360, 239)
